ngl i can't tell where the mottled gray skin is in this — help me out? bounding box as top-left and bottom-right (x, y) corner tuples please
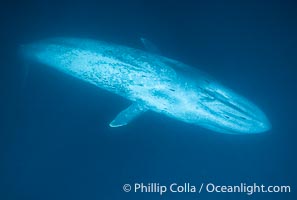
(22, 37), (271, 134)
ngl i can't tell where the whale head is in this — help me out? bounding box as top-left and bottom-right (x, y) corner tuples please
(191, 80), (271, 134)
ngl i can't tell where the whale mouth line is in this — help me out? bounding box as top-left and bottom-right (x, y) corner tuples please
(203, 88), (252, 114)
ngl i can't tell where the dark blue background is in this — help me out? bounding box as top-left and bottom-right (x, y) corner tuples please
(0, 0), (296, 199)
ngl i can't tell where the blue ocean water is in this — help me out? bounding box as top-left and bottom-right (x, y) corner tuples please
(0, 0), (296, 199)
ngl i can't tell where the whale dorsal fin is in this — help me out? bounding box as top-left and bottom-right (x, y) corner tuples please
(109, 102), (148, 127)
(140, 37), (161, 55)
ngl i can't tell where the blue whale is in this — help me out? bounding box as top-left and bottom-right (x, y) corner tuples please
(22, 37), (271, 134)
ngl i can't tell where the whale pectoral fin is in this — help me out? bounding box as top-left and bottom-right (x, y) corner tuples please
(109, 102), (148, 128)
